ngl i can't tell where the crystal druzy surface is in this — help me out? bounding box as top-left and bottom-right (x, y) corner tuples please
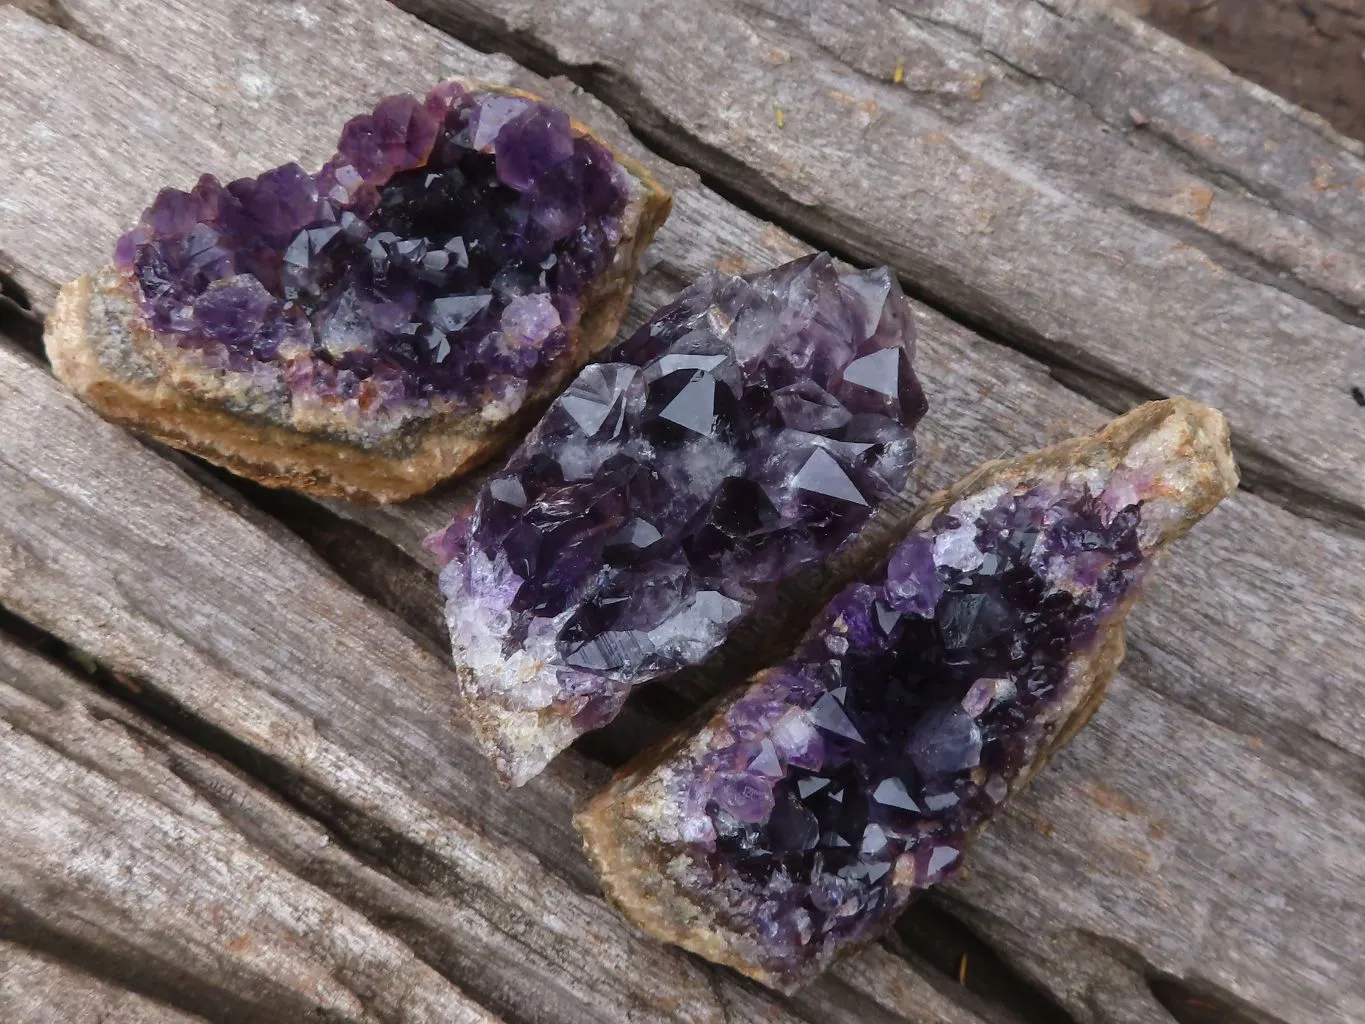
(642, 481), (1144, 972)
(112, 82), (629, 419)
(435, 253), (927, 782)
(576, 401), (1239, 989)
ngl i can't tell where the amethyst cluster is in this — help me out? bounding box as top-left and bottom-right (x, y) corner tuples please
(113, 82), (629, 417)
(434, 254), (927, 784)
(575, 399), (1239, 990)
(620, 480), (1144, 982)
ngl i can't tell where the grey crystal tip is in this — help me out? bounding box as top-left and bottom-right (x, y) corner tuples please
(574, 398), (1237, 993)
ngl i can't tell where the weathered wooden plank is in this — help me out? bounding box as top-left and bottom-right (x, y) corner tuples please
(0, 942), (209, 1024)
(0, 634), (501, 1024)
(395, 0), (1365, 531)
(0, 1), (1361, 1022)
(1124, 0), (1365, 144)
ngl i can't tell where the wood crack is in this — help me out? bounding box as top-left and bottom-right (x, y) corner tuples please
(1148, 974), (1283, 1024)
(1117, 202), (1365, 328)
(1, 0), (112, 54)
(0, 269), (42, 355)
(896, 3), (1315, 216)
(1229, 437), (1365, 540)
(1122, 620), (1365, 799)
(892, 900), (1083, 1024)
(1066, 928), (1288, 1024)
(0, 897), (325, 1024)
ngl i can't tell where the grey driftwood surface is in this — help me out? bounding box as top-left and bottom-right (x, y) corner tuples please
(0, 1), (1360, 1022)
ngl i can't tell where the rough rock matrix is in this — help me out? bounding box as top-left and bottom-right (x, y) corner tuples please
(433, 253), (927, 784)
(45, 81), (669, 502)
(575, 399), (1238, 991)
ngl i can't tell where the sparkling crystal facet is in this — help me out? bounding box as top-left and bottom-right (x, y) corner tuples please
(112, 83), (630, 418)
(435, 254), (926, 783)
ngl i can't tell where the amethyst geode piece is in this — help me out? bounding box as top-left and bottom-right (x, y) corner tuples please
(433, 253), (927, 784)
(112, 83), (628, 404)
(576, 399), (1237, 991)
(45, 81), (669, 502)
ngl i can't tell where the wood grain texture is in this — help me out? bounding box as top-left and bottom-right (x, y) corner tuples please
(0, 635), (502, 1024)
(395, 0), (1365, 533)
(0, 0), (1360, 1022)
(0, 943), (209, 1024)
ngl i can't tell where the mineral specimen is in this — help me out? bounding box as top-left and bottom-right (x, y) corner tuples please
(575, 399), (1238, 991)
(433, 253), (928, 785)
(45, 81), (670, 502)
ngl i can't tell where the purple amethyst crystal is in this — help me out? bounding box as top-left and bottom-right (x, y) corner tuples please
(112, 83), (630, 416)
(575, 399), (1238, 991)
(434, 254), (927, 784)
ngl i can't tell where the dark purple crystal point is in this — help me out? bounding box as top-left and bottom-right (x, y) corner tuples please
(575, 400), (1239, 990)
(112, 83), (629, 419)
(436, 254), (926, 783)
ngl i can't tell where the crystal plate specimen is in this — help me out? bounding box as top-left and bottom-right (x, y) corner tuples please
(575, 399), (1238, 991)
(45, 81), (670, 502)
(432, 253), (928, 785)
